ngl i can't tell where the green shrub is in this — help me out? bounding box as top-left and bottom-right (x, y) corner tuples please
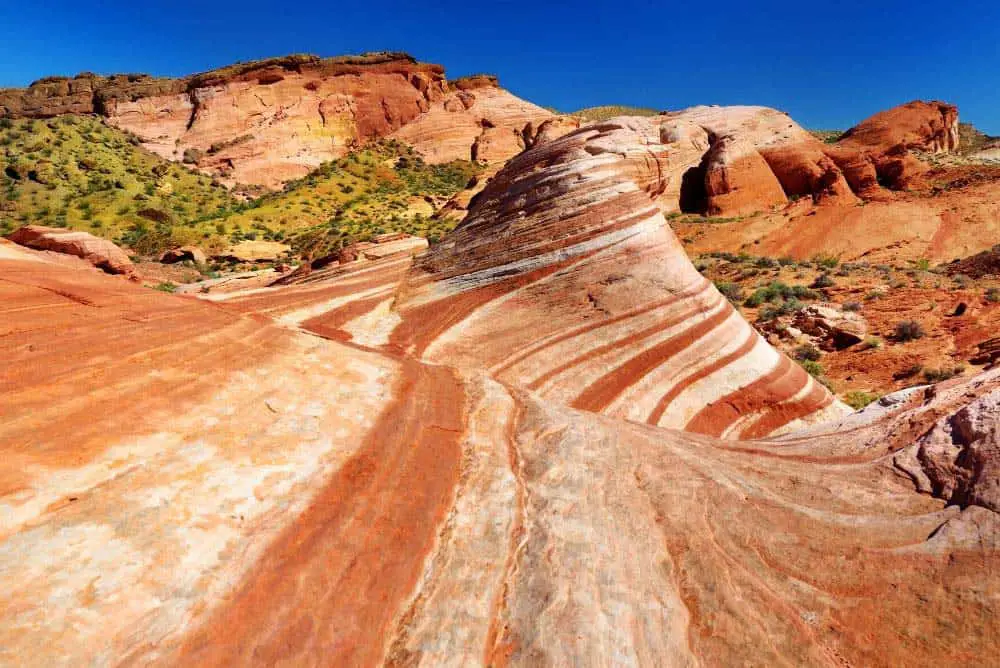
(744, 281), (817, 307)
(794, 344), (822, 362)
(811, 253), (840, 269)
(842, 301), (862, 312)
(986, 287), (1000, 303)
(844, 391), (880, 410)
(860, 336), (882, 350)
(714, 281), (743, 304)
(759, 298), (805, 321)
(800, 360), (824, 377)
(152, 282), (177, 293)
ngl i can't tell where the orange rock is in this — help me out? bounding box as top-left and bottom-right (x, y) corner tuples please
(6, 225), (133, 274)
(837, 100), (960, 153)
(702, 134), (788, 216)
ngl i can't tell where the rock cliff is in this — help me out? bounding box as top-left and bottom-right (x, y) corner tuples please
(0, 53), (562, 189)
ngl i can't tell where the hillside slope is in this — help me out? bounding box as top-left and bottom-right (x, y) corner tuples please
(0, 115), (236, 250)
(1, 116), (480, 259)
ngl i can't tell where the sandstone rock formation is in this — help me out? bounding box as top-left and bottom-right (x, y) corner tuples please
(641, 101), (964, 219)
(387, 118), (848, 434)
(388, 76), (565, 164)
(159, 245), (207, 265)
(6, 225), (133, 274)
(1, 186), (997, 665)
(838, 100), (960, 154)
(1, 53), (565, 189)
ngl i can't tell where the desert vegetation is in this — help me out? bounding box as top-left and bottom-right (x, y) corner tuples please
(1, 118), (480, 259)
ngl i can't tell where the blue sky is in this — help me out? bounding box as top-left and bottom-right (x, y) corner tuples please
(2, 0), (999, 133)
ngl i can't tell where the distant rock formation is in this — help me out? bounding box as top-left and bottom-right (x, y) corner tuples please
(0, 53), (566, 189)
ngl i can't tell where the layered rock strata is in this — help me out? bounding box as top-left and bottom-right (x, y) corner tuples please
(0, 219), (997, 666)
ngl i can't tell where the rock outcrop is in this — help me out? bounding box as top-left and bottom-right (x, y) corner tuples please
(637, 101), (964, 218)
(838, 100), (960, 154)
(389, 79), (563, 164)
(6, 225), (133, 274)
(159, 245), (207, 265)
(793, 303), (868, 350)
(1, 53), (564, 189)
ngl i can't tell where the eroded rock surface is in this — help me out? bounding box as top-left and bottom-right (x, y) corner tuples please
(1, 53), (563, 189)
(6, 224), (133, 274)
(1, 113), (997, 666)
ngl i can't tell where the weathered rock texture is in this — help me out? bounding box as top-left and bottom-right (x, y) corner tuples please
(6, 224), (133, 274)
(387, 118), (848, 434)
(838, 100), (960, 154)
(1, 183), (998, 666)
(0, 53), (563, 188)
(642, 101), (963, 218)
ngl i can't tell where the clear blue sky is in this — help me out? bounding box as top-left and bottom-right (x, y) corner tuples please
(2, 0), (999, 133)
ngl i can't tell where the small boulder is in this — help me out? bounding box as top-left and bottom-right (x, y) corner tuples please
(793, 304), (867, 350)
(6, 225), (133, 275)
(338, 246), (359, 264)
(159, 245), (207, 265)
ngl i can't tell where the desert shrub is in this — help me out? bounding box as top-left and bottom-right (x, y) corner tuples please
(799, 360), (824, 377)
(844, 391), (880, 410)
(865, 289), (885, 301)
(758, 298), (805, 321)
(895, 319), (925, 341)
(794, 344), (822, 362)
(842, 301), (862, 312)
(914, 258), (931, 271)
(744, 282), (817, 307)
(895, 363), (923, 379)
(754, 256), (778, 269)
(152, 282), (177, 293)
(714, 281), (743, 304)
(860, 336), (882, 350)
(922, 365), (965, 383)
(986, 287), (1000, 303)
(812, 253), (840, 269)
(812, 273), (835, 288)
(952, 273), (971, 288)
(777, 256), (796, 266)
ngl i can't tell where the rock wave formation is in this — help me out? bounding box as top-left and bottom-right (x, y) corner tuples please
(393, 118), (847, 434)
(1, 109), (997, 666)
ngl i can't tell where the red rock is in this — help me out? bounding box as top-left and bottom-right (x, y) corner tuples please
(6, 225), (133, 274)
(837, 100), (960, 153)
(159, 245), (207, 265)
(702, 134), (788, 216)
(390, 79), (559, 164)
(1, 225), (997, 666)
